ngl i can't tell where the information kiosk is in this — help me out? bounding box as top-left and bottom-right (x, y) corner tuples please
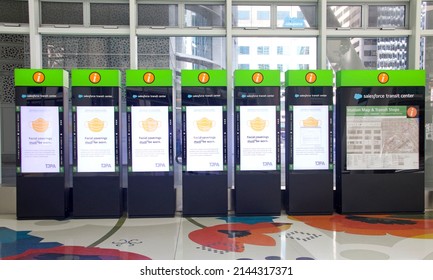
(285, 70), (334, 214)
(126, 70), (175, 217)
(234, 70), (281, 215)
(336, 70), (425, 213)
(181, 70), (228, 216)
(15, 69), (69, 219)
(71, 69), (122, 218)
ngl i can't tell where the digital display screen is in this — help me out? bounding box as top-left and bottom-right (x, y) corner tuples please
(20, 106), (60, 173)
(131, 106), (170, 172)
(240, 105), (277, 171)
(346, 106), (419, 170)
(292, 105), (329, 170)
(186, 106), (224, 171)
(76, 106), (115, 172)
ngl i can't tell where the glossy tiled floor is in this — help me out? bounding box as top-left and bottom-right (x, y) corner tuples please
(2, 211), (433, 260)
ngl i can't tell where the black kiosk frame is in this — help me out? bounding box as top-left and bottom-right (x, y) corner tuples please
(126, 70), (175, 217)
(285, 70), (334, 215)
(336, 70), (425, 214)
(234, 70), (281, 215)
(71, 69), (122, 218)
(181, 70), (228, 216)
(15, 69), (70, 219)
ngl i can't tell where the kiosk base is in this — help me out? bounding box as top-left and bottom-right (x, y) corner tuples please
(73, 176), (122, 218)
(17, 176), (67, 220)
(337, 173), (424, 214)
(285, 173), (333, 215)
(235, 173), (281, 216)
(182, 174), (227, 217)
(128, 175), (175, 217)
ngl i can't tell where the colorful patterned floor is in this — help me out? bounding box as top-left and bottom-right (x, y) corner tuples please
(2, 212), (433, 260)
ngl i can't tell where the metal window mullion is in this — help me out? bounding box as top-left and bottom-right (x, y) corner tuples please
(226, 0), (234, 191)
(29, 0), (42, 68)
(130, 0), (138, 69)
(83, 0), (90, 27)
(408, 0), (421, 69)
(270, 3), (277, 29)
(318, 0), (327, 69)
(179, 3), (185, 28)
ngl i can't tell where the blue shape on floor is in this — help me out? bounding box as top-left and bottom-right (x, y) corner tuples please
(0, 227), (62, 258)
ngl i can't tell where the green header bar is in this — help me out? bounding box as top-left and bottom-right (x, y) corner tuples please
(71, 69), (121, 87)
(126, 70), (172, 87)
(234, 70), (280, 87)
(14, 69), (69, 87)
(285, 70), (333, 87)
(181, 70), (227, 87)
(337, 70), (425, 87)
(347, 106), (407, 117)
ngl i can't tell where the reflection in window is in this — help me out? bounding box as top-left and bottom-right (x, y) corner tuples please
(239, 46), (250, 55)
(422, 2), (433, 29)
(298, 64), (309, 70)
(257, 46), (270, 55)
(257, 10), (270, 21)
(277, 46), (284, 55)
(297, 46), (310, 55)
(138, 4), (178, 27)
(233, 6), (271, 27)
(0, 0), (29, 23)
(327, 37), (407, 72)
(175, 37), (226, 70)
(234, 37), (317, 73)
(368, 6), (406, 28)
(185, 4), (225, 27)
(277, 5), (317, 28)
(327, 6), (362, 28)
(239, 64), (250, 70)
(258, 64), (270, 70)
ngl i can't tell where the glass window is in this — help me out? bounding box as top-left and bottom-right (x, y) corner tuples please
(298, 64), (309, 70)
(1, 34), (30, 186)
(277, 5), (317, 28)
(297, 46), (310, 55)
(257, 46), (270, 55)
(277, 46), (284, 55)
(233, 6), (271, 27)
(237, 10), (250, 20)
(327, 37), (407, 72)
(257, 10), (270, 21)
(41, 2), (83, 25)
(239, 46), (250, 55)
(234, 37), (317, 187)
(185, 4), (225, 27)
(422, 2), (433, 29)
(90, 3), (129, 26)
(42, 36), (130, 69)
(420, 36), (433, 190)
(0, 0), (29, 24)
(327, 6), (362, 28)
(138, 4), (178, 27)
(368, 5), (406, 28)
